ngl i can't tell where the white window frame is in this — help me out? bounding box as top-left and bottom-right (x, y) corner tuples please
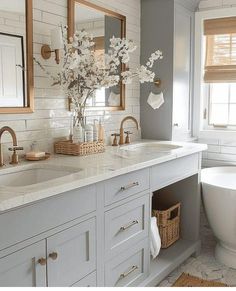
(193, 7), (236, 139)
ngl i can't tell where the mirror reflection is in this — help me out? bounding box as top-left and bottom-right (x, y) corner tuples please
(71, 1), (126, 109)
(0, 0), (27, 108)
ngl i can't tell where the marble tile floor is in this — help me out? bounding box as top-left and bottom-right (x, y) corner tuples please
(159, 210), (236, 287)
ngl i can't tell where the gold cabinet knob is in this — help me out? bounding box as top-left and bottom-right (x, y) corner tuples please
(38, 258), (47, 266)
(49, 252), (58, 261)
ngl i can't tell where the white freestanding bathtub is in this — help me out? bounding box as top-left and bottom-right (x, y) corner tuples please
(201, 167), (236, 269)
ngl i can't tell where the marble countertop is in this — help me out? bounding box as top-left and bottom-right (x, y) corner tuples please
(0, 140), (207, 212)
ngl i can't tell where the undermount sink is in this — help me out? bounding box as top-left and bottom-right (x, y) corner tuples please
(0, 164), (81, 188)
(119, 142), (182, 153)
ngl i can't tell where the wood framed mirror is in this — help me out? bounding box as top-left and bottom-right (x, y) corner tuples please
(0, 0), (34, 114)
(68, 0), (126, 111)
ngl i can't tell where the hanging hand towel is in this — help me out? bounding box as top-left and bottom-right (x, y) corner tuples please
(147, 91), (164, 110)
(150, 216), (161, 259)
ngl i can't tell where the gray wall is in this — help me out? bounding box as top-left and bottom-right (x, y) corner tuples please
(140, 0), (174, 140)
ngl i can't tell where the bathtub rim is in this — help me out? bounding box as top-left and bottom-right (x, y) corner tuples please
(201, 166), (236, 191)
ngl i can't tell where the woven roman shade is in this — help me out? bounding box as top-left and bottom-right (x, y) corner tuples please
(204, 17), (236, 83)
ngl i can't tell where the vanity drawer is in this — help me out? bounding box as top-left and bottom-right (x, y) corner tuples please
(71, 272), (96, 287)
(105, 239), (149, 287)
(104, 169), (149, 206)
(150, 153), (199, 190)
(105, 195), (149, 258)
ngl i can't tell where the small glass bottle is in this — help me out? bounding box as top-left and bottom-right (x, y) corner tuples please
(93, 119), (98, 142)
(84, 118), (93, 142)
(73, 119), (84, 144)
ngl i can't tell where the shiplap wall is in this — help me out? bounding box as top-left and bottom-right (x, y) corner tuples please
(198, 0), (236, 167)
(0, 0), (141, 159)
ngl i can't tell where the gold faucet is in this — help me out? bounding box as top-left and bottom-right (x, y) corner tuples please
(0, 126), (23, 167)
(119, 116), (139, 145)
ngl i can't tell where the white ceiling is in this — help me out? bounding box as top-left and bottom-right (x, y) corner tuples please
(0, 0), (25, 14)
(176, 0), (201, 10)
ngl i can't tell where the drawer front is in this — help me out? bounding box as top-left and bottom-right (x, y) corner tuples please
(0, 185), (96, 250)
(47, 218), (96, 287)
(71, 272), (96, 287)
(150, 154), (199, 190)
(105, 195), (149, 258)
(105, 239), (149, 287)
(104, 169), (149, 206)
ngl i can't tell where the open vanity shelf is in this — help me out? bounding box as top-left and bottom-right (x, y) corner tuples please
(142, 173), (201, 286)
(142, 239), (200, 286)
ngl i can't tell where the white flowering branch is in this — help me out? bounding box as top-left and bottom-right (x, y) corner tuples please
(35, 26), (163, 122)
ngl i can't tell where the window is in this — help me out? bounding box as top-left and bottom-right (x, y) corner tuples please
(203, 17), (236, 129)
(208, 83), (236, 126)
(204, 17), (236, 83)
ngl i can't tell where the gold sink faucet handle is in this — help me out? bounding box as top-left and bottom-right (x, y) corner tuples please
(124, 131), (133, 144)
(111, 133), (120, 146)
(8, 146), (24, 165)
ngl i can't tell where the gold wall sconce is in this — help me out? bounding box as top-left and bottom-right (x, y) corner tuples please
(41, 27), (63, 64)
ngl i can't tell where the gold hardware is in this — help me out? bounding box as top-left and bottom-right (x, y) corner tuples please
(49, 252), (58, 261)
(8, 147), (24, 165)
(119, 265), (138, 279)
(119, 116), (139, 145)
(120, 182), (139, 191)
(38, 258), (47, 266)
(0, 126), (19, 167)
(124, 131), (133, 144)
(154, 78), (161, 87)
(41, 45), (60, 65)
(111, 133), (120, 146)
(120, 220), (139, 231)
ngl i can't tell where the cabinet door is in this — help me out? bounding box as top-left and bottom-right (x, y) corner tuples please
(173, 5), (193, 139)
(47, 218), (96, 287)
(0, 240), (46, 287)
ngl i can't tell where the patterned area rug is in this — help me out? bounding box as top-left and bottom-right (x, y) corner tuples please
(173, 273), (228, 287)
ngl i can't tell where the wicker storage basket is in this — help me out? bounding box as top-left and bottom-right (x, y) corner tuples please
(152, 202), (181, 249)
(54, 139), (105, 156)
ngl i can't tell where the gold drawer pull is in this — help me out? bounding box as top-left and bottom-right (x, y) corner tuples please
(49, 252), (58, 261)
(119, 265), (138, 279)
(120, 182), (139, 191)
(38, 258), (47, 266)
(120, 220), (139, 231)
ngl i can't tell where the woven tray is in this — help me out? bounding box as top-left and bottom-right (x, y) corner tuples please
(54, 140), (105, 156)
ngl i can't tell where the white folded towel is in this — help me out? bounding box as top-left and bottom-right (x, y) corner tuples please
(147, 91), (164, 110)
(150, 216), (161, 259)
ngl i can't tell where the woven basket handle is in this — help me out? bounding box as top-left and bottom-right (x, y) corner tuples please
(168, 203), (180, 221)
